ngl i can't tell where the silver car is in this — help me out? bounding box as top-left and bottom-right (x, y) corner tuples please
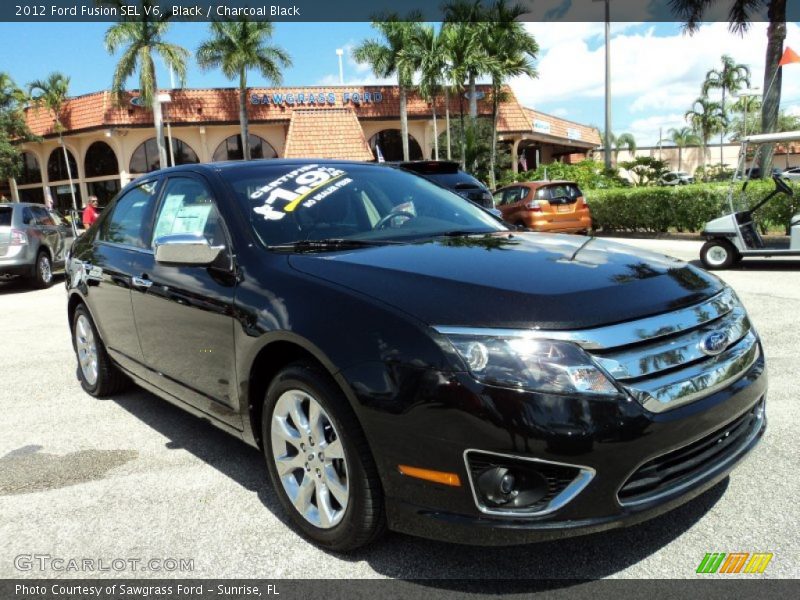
(0, 202), (75, 288)
(782, 166), (800, 180)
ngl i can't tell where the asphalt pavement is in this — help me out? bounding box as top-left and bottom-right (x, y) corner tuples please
(0, 237), (798, 581)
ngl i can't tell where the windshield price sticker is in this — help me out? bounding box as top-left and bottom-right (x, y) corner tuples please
(253, 165), (352, 221)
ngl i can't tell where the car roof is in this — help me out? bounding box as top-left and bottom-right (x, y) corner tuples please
(499, 180), (577, 189)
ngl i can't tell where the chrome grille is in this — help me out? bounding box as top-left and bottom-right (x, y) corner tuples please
(582, 289), (759, 413)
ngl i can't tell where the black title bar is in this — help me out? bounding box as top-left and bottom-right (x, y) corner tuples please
(3, 0), (797, 23)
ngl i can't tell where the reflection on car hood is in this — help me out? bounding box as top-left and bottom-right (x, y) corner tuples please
(288, 233), (723, 329)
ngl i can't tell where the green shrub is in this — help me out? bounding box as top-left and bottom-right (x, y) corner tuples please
(498, 159), (626, 190)
(585, 180), (798, 234)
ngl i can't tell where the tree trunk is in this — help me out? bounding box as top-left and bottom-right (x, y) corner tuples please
(458, 92), (466, 170)
(757, 0), (787, 175)
(445, 87), (452, 160)
(151, 72), (168, 170)
(469, 74), (477, 120)
(678, 146), (682, 172)
(240, 70), (250, 161)
(60, 133), (77, 212)
(400, 84), (410, 161)
(432, 98), (439, 161)
(720, 87), (726, 166)
(489, 84), (499, 189)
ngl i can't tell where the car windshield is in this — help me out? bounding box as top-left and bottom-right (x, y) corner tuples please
(223, 163), (506, 247)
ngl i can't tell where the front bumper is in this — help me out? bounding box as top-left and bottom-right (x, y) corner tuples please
(344, 351), (767, 545)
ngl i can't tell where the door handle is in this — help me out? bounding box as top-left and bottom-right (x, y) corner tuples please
(132, 275), (153, 289)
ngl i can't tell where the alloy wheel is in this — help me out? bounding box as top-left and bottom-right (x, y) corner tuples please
(39, 254), (52, 284)
(270, 389), (349, 529)
(75, 314), (98, 386)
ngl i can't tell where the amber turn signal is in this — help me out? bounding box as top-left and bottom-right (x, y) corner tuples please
(398, 465), (461, 487)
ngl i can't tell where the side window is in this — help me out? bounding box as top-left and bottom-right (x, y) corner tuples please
(492, 191), (504, 206)
(152, 177), (226, 248)
(500, 187), (522, 206)
(568, 184), (583, 199)
(535, 187), (549, 200)
(22, 207), (35, 225)
(33, 206), (55, 226)
(100, 181), (159, 248)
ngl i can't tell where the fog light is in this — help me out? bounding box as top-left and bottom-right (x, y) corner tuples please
(476, 466), (548, 508)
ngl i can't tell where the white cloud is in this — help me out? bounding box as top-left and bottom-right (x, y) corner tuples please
(512, 21), (800, 145)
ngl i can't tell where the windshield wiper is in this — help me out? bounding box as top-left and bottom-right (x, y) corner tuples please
(267, 238), (398, 251)
(434, 229), (499, 238)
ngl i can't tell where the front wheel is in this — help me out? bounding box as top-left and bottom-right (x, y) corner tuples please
(72, 304), (129, 397)
(262, 361), (385, 551)
(700, 239), (738, 270)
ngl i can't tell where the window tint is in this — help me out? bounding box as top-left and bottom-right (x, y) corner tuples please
(31, 206), (55, 226)
(22, 207), (34, 225)
(0, 206), (12, 227)
(100, 181), (159, 248)
(498, 187), (524, 206)
(223, 164), (504, 246)
(152, 178), (226, 248)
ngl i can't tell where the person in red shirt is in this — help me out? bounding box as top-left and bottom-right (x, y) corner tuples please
(82, 196), (99, 228)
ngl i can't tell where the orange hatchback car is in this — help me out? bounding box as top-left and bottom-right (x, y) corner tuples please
(493, 180), (592, 234)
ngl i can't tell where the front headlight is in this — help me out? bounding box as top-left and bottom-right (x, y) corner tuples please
(446, 334), (619, 395)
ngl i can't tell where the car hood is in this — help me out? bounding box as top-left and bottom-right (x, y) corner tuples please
(287, 233), (723, 329)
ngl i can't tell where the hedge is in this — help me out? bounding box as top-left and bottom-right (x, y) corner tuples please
(584, 180), (799, 234)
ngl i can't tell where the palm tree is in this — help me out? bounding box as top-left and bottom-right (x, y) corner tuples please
(401, 25), (446, 160)
(443, 1), (487, 121)
(104, 0), (189, 170)
(702, 54), (750, 165)
(27, 72), (76, 211)
(685, 97), (727, 173)
(667, 126), (702, 171)
(671, 0), (788, 173)
(354, 13), (423, 162)
(613, 132), (637, 165)
(197, 20), (291, 161)
(482, 1), (538, 188)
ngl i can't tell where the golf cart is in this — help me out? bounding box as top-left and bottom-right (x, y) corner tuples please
(700, 131), (800, 269)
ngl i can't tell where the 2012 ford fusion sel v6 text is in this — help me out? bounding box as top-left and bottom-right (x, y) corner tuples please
(65, 160), (766, 551)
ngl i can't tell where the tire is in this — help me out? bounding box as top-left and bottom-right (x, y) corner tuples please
(700, 239), (738, 270)
(71, 304), (129, 397)
(262, 361), (385, 551)
(31, 251), (53, 289)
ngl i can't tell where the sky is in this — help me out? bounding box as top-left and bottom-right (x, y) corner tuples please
(1, 20), (799, 146)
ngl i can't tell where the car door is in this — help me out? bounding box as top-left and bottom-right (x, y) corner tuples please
(495, 186), (524, 221)
(30, 206), (63, 264)
(81, 179), (162, 369)
(129, 174), (240, 427)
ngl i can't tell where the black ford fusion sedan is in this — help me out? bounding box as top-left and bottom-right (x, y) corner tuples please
(65, 160), (766, 551)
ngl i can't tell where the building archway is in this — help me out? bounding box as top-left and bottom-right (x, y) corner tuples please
(129, 137), (200, 174)
(47, 147), (78, 182)
(368, 129), (422, 162)
(84, 141), (119, 178)
(18, 151), (42, 185)
(212, 134), (278, 162)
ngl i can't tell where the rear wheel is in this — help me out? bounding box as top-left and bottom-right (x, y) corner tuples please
(700, 239), (738, 270)
(71, 304), (129, 397)
(262, 361), (385, 551)
(31, 251), (53, 288)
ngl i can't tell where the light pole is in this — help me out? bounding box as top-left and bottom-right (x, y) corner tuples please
(594, 0), (612, 171)
(158, 92), (175, 167)
(336, 48), (344, 85)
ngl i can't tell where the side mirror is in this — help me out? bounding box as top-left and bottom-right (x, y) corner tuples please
(154, 234), (223, 266)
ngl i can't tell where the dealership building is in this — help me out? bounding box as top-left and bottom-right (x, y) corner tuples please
(6, 84), (600, 211)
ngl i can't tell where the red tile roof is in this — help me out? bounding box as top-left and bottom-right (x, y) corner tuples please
(283, 109), (373, 161)
(23, 85), (538, 137)
(521, 107), (602, 147)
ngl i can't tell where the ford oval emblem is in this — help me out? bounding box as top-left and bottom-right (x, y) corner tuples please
(700, 331), (729, 356)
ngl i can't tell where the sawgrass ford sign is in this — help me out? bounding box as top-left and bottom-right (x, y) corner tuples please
(250, 90), (384, 106)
